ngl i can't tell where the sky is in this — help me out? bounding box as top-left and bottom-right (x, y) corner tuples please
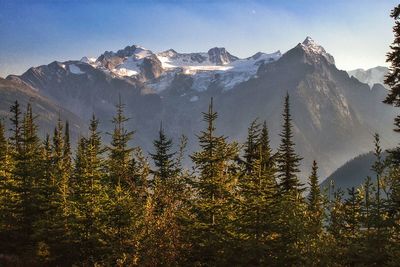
(0, 0), (398, 77)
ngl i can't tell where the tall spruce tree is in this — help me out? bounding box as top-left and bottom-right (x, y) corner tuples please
(384, 4), (400, 162)
(307, 160), (323, 230)
(150, 123), (176, 182)
(106, 101), (141, 265)
(272, 94), (307, 265)
(244, 119), (261, 174)
(0, 120), (7, 176)
(3, 103), (43, 262)
(188, 98), (239, 265)
(259, 121), (276, 177)
(305, 161), (326, 265)
(276, 93), (303, 194)
(108, 96), (135, 187)
(71, 115), (107, 265)
(236, 120), (278, 265)
(140, 129), (188, 266)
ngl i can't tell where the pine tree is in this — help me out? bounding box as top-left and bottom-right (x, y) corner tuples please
(63, 121), (72, 188)
(259, 121), (276, 178)
(305, 161), (325, 266)
(0, 119), (12, 253)
(384, 4), (400, 162)
(0, 120), (7, 176)
(236, 121), (278, 265)
(188, 98), (239, 265)
(150, 123), (177, 183)
(327, 189), (346, 264)
(140, 130), (188, 266)
(2, 103), (43, 262)
(276, 93), (303, 194)
(244, 119), (261, 174)
(107, 96), (135, 188)
(272, 95), (307, 265)
(106, 101), (141, 265)
(307, 160), (323, 232)
(342, 187), (364, 265)
(71, 115), (107, 265)
(9, 100), (22, 151)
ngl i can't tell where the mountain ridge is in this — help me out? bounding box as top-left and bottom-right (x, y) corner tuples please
(2, 37), (397, 181)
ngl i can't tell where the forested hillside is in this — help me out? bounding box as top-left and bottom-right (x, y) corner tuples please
(0, 95), (399, 266)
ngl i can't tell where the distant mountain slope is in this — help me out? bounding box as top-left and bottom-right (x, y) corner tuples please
(320, 151), (389, 196)
(0, 77), (85, 140)
(348, 66), (389, 88)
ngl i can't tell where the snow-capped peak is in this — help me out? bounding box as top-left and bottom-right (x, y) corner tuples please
(300, 36), (335, 65)
(80, 56), (97, 64)
(79, 43), (283, 93)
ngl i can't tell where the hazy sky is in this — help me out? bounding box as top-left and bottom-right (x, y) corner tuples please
(0, 0), (398, 77)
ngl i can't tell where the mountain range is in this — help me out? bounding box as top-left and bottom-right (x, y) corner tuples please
(1, 37), (397, 182)
(348, 66), (389, 88)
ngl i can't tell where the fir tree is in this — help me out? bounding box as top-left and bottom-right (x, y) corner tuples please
(150, 122), (177, 182)
(108, 96), (135, 188)
(9, 100), (22, 151)
(276, 93), (303, 194)
(307, 160), (323, 232)
(244, 119), (261, 173)
(188, 98), (239, 265)
(71, 115), (107, 265)
(384, 4), (400, 162)
(106, 100), (141, 264)
(236, 121), (278, 265)
(3, 103), (43, 262)
(0, 120), (7, 175)
(259, 121), (276, 177)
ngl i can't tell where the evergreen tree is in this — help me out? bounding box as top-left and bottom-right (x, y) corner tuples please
(71, 115), (107, 265)
(307, 160), (323, 232)
(276, 93), (303, 194)
(0, 120), (7, 176)
(273, 95), (307, 265)
(106, 101), (141, 264)
(9, 100), (22, 150)
(259, 121), (276, 178)
(244, 119), (261, 173)
(107, 96), (135, 188)
(236, 121), (278, 265)
(188, 98), (239, 265)
(150, 123), (177, 182)
(63, 121), (72, 188)
(0, 119), (12, 253)
(2, 103), (43, 262)
(140, 131), (188, 267)
(384, 4), (400, 162)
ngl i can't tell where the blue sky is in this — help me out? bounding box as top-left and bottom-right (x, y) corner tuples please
(0, 0), (398, 77)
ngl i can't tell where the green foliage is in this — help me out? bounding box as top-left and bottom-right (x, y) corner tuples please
(276, 93), (303, 194)
(0, 94), (399, 266)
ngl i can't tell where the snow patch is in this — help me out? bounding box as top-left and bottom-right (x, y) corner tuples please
(69, 64), (85, 75)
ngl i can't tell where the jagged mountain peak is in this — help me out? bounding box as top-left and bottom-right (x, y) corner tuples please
(97, 44), (153, 61)
(207, 47), (239, 65)
(158, 49), (178, 58)
(299, 36), (335, 65)
(248, 51), (281, 61)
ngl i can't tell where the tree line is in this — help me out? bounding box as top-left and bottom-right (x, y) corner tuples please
(0, 92), (399, 266)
